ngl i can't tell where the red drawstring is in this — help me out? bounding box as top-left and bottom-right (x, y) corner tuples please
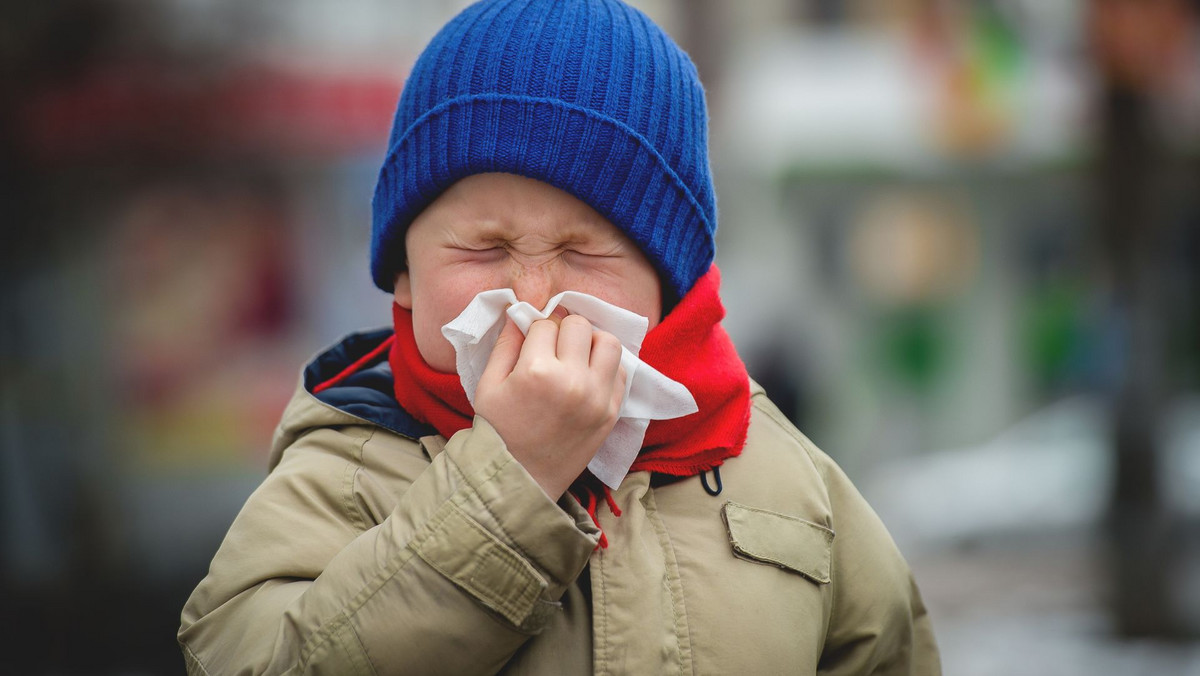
(602, 485), (622, 517)
(313, 335), (396, 394)
(312, 331), (640, 552)
(571, 478), (621, 549)
(584, 490), (607, 549)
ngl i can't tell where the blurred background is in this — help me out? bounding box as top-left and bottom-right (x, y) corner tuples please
(1, 0), (1198, 673)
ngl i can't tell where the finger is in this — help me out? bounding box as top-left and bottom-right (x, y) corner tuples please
(609, 364), (629, 415)
(518, 317), (561, 366)
(547, 307), (568, 328)
(480, 318), (524, 385)
(588, 329), (624, 375)
(557, 314), (594, 364)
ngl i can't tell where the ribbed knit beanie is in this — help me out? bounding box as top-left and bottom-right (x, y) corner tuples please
(371, 0), (716, 302)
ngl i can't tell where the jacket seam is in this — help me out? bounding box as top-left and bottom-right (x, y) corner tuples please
(446, 450), (523, 550)
(309, 395), (420, 441)
(749, 392), (840, 646)
(751, 396), (836, 527)
(644, 489), (691, 676)
(271, 396), (375, 468)
(594, 549), (610, 676)
(336, 617), (379, 676)
(752, 394), (815, 453)
(414, 501), (545, 628)
(295, 532), (426, 668)
(295, 609), (357, 673)
(722, 503), (834, 584)
(476, 482), (538, 569)
(446, 440), (559, 584)
(344, 428), (378, 533)
(294, 468), (432, 668)
(298, 449), (545, 666)
(180, 641), (213, 676)
(723, 502), (836, 538)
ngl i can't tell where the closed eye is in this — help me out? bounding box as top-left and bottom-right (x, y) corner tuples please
(565, 242), (630, 260)
(561, 249), (631, 272)
(448, 245), (507, 262)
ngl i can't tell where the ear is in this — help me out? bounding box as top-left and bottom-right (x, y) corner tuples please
(393, 269), (413, 310)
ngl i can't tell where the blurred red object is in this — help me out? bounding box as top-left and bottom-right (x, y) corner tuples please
(1090, 0), (1195, 94)
(20, 62), (404, 163)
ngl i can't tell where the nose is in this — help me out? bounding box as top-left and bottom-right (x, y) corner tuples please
(508, 261), (557, 309)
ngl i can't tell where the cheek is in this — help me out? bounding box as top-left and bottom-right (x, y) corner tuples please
(409, 266), (499, 372)
(567, 269), (662, 328)
(618, 279), (663, 329)
(627, 282), (663, 330)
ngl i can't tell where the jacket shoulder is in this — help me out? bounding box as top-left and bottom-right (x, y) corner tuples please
(718, 384), (836, 529)
(736, 385), (940, 674)
(736, 383), (911, 562)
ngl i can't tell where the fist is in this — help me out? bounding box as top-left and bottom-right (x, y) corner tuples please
(473, 312), (626, 499)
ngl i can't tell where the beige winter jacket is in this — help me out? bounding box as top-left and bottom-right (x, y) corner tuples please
(179, 335), (939, 675)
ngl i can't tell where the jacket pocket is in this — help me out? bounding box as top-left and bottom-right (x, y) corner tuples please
(722, 501), (834, 584)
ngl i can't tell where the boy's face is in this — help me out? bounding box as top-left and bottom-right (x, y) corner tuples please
(394, 172), (663, 373)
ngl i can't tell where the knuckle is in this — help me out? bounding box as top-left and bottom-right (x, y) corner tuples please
(562, 314), (591, 329)
(560, 374), (589, 402)
(524, 360), (557, 384)
(527, 319), (557, 337)
(605, 395), (622, 421)
(594, 331), (621, 351)
(580, 397), (605, 422)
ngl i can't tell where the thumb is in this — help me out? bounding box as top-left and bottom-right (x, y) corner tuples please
(479, 317), (524, 387)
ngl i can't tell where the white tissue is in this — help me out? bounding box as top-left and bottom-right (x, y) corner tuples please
(441, 289), (698, 489)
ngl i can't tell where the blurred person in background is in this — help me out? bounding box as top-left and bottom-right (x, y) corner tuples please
(176, 0), (939, 673)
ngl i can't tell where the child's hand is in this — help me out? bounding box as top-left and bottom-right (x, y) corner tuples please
(474, 312), (626, 499)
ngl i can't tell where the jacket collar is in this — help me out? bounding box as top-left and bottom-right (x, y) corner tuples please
(301, 328), (435, 440)
(296, 328), (768, 449)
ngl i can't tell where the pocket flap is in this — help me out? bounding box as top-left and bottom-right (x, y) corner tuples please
(722, 502), (834, 584)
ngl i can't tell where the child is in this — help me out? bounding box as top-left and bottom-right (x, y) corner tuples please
(179, 0), (940, 673)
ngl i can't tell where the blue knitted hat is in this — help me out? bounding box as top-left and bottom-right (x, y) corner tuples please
(371, 0), (716, 301)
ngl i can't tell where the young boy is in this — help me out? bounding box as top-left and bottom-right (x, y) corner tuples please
(179, 0), (940, 673)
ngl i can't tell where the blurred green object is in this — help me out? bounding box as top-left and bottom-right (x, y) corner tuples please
(873, 306), (950, 395)
(971, 1), (1024, 85)
(1021, 281), (1087, 392)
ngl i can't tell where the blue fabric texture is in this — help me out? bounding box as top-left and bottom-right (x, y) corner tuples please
(303, 329), (434, 440)
(370, 0), (715, 301)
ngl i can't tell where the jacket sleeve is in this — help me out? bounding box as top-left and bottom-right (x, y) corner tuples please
(178, 416), (599, 676)
(812, 452), (942, 676)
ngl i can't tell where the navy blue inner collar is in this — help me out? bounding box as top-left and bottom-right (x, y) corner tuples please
(302, 328), (435, 440)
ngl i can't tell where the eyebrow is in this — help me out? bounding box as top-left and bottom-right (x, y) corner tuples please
(452, 217), (607, 245)
(452, 221), (509, 243)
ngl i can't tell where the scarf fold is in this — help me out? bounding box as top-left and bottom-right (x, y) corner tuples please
(389, 265), (750, 521)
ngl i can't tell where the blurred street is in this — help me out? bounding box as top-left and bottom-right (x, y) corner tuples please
(2, 1), (1198, 673)
(914, 538), (1200, 676)
(863, 394), (1200, 675)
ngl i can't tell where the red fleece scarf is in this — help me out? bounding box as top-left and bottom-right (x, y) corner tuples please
(388, 266), (750, 483)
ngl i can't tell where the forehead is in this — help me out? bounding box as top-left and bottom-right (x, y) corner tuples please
(416, 173), (625, 242)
